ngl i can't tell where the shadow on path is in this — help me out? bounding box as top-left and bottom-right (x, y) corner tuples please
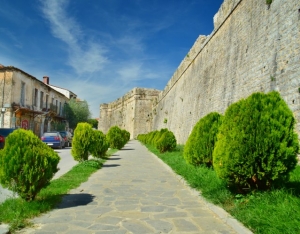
(102, 164), (120, 168)
(57, 193), (95, 209)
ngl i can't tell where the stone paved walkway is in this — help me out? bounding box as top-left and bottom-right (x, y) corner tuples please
(18, 140), (252, 234)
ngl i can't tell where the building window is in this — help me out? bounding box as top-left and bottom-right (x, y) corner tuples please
(20, 82), (25, 106)
(46, 94), (49, 110)
(40, 91), (44, 109)
(59, 102), (62, 115)
(34, 88), (38, 106)
(56, 100), (58, 113)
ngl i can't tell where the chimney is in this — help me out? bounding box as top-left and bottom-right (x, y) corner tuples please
(43, 76), (49, 84)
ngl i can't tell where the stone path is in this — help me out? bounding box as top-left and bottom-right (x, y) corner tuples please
(17, 140), (252, 234)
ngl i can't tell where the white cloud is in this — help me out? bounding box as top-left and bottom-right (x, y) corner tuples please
(40, 0), (108, 74)
(40, 0), (80, 46)
(38, 0), (176, 118)
(117, 62), (142, 83)
(114, 35), (144, 55)
(68, 42), (108, 74)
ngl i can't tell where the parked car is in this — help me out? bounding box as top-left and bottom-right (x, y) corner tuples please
(59, 131), (73, 147)
(0, 128), (17, 149)
(41, 131), (65, 149)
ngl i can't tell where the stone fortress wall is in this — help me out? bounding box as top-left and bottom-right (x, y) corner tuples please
(99, 88), (161, 139)
(99, 0), (300, 143)
(152, 0), (300, 144)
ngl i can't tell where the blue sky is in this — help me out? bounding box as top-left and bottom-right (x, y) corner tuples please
(0, 0), (223, 118)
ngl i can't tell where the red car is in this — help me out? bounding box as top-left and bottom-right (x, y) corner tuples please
(0, 128), (17, 149)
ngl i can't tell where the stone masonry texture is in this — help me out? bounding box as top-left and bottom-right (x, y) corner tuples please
(98, 88), (161, 139)
(99, 0), (300, 144)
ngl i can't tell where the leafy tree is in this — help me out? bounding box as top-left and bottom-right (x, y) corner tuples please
(213, 91), (299, 191)
(88, 119), (98, 129)
(0, 129), (60, 201)
(52, 121), (67, 131)
(65, 99), (91, 129)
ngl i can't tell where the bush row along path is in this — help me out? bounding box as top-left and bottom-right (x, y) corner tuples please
(18, 140), (252, 234)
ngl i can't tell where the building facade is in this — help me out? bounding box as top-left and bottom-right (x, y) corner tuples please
(0, 65), (72, 137)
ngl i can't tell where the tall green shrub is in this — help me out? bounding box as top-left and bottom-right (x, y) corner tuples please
(89, 130), (109, 159)
(0, 129), (60, 201)
(156, 130), (177, 153)
(213, 91), (299, 191)
(184, 112), (222, 167)
(71, 122), (93, 161)
(106, 126), (125, 149)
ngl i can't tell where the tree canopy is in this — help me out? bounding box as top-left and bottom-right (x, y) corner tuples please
(65, 99), (91, 129)
(88, 119), (98, 129)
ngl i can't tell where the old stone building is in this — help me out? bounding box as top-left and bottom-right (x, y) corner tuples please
(0, 65), (75, 137)
(99, 0), (300, 144)
(98, 88), (161, 139)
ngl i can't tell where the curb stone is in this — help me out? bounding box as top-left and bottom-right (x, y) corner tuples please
(148, 150), (253, 234)
(0, 224), (9, 234)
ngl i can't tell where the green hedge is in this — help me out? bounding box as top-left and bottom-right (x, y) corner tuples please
(138, 128), (177, 153)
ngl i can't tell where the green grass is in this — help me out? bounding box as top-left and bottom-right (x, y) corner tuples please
(0, 148), (118, 232)
(145, 144), (300, 234)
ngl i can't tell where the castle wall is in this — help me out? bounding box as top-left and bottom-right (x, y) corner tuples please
(98, 88), (161, 138)
(152, 0), (300, 144)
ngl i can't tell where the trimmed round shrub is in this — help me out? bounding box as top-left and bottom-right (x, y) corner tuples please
(122, 129), (130, 143)
(0, 129), (60, 201)
(153, 128), (168, 145)
(213, 91), (299, 191)
(148, 130), (159, 145)
(156, 130), (177, 153)
(89, 130), (109, 159)
(184, 112), (222, 167)
(71, 122), (93, 161)
(106, 126), (126, 149)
